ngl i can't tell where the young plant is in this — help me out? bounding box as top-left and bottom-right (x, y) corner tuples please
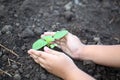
(32, 30), (68, 50)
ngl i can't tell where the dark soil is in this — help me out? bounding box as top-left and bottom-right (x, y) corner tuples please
(0, 0), (120, 80)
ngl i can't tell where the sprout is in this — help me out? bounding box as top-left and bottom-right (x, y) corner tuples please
(42, 36), (55, 44)
(32, 30), (68, 50)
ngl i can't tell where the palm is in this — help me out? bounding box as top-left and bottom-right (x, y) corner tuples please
(57, 33), (84, 59)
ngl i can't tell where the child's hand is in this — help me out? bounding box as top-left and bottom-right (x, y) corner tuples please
(41, 32), (85, 59)
(28, 47), (78, 79)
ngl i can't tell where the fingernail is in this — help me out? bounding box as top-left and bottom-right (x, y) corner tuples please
(28, 50), (31, 54)
(41, 35), (44, 38)
(28, 49), (35, 54)
(44, 47), (50, 52)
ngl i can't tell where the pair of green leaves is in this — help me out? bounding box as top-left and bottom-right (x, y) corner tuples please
(32, 30), (68, 50)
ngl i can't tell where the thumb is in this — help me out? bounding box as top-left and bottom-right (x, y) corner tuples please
(44, 47), (58, 55)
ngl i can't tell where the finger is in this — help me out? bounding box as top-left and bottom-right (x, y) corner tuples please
(54, 40), (60, 46)
(28, 49), (38, 55)
(30, 54), (40, 64)
(33, 57), (39, 64)
(34, 58), (46, 69)
(30, 54), (38, 60)
(37, 57), (46, 65)
(39, 63), (46, 68)
(33, 57), (46, 68)
(55, 44), (61, 48)
(55, 40), (67, 49)
(29, 49), (55, 59)
(28, 49), (46, 59)
(30, 54), (46, 65)
(41, 32), (55, 38)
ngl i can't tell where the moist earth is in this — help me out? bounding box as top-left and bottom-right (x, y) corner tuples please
(0, 0), (120, 80)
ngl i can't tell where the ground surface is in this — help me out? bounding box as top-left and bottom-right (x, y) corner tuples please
(0, 0), (120, 80)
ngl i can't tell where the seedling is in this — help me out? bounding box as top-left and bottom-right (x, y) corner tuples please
(32, 30), (68, 50)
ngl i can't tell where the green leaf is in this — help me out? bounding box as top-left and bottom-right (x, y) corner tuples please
(32, 30), (68, 50)
(32, 39), (47, 50)
(42, 36), (55, 43)
(50, 44), (55, 49)
(54, 30), (68, 39)
(54, 43), (58, 47)
(50, 44), (58, 48)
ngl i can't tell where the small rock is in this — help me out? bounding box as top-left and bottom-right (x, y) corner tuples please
(33, 27), (42, 35)
(21, 45), (26, 51)
(41, 73), (47, 80)
(74, 0), (79, 5)
(117, 74), (120, 77)
(64, 1), (73, 11)
(6, 31), (11, 35)
(36, 19), (40, 22)
(0, 5), (4, 11)
(1, 25), (13, 34)
(18, 68), (23, 73)
(0, 5), (5, 15)
(15, 70), (19, 74)
(51, 25), (56, 29)
(35, 68), (39, 72)
(38, 14), (42, 17)
(0, 51), (3, 57)
(43, 12), (49, 17)
(81, 39), (87, 44)
(25, 74), (30, 78)
(74, 0), (85, 7)
(83, 60), (94, 65)
(94, 74), (101, 79)
(12, 64), (18, 69)
(87, 42), (96, 45)
(14, 14), (18, 17)
(64, 11), (74, 21)
(88, 69), (94, 74)
(97, 41), (103, 45)
(0, 76), (2, 80)
(0, 31), (2, 36)
(78, 2), (86, 7)
(102, 1), (111, 8)
(32, 24), (35, 28)
(2, 55), (8, 61)
(20, 28), (35, 38)
(15, 23), (20, 26)
(53, 10), (60, 16)
(28, 65), (33, 69)
(14, 74), (21, 80)
(93, 37), (100, 42)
